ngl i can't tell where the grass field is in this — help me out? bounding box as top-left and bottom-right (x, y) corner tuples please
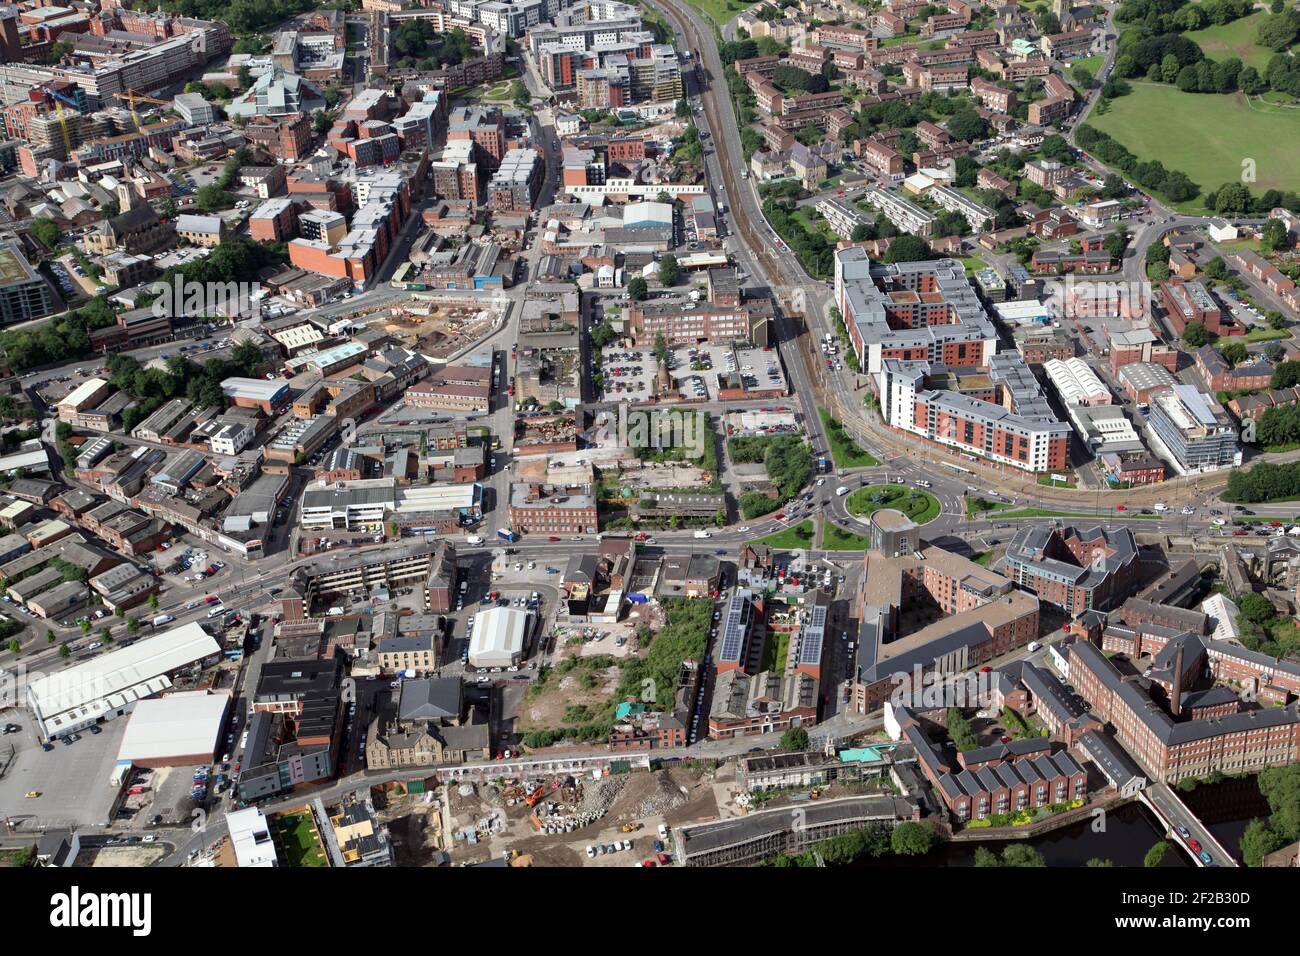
(1089, 83), (1300, 211)
(752, 520), (815, 551)
(272, 812), (329, 867)
(1185, 12), (1279, 72)
(819, 408), (881, 469)
(995, 508), (1162, 520)
(822, 523), (873, 551)
(680, 0), (744, 25)
(1072, 54), (1104, 76)
(966, 496), (1013, 517)
(1243, 328), (1289, 343)
(846, 483), (941, 524)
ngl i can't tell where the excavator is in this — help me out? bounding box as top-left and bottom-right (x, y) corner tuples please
(523, 784), (547, 808)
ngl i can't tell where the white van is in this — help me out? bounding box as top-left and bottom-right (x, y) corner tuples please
(836, 486), (849, 496)
(1027, 641), (1041, 652)
(206, 605), (225, 618)
(693, 530), (711, 539)
(1153, 503), (1167, 512)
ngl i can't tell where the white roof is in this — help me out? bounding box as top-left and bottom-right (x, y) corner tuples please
(27, 622), (221, 733)
(59, 377), (109, 411)
(394, 484), (479, 513)
(468, 606), (530, 666)
(227, 807), (278, 867)
(221, 377), (286, 401)
(116, 690), (230, 762)
(1044, 357), (1109, 405)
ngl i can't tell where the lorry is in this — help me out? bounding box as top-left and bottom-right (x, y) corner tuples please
(152, 614), (174, 627)
(497, 528), (519, 543)
(693, 530), (711, 539)
(466, 534), (484, 545)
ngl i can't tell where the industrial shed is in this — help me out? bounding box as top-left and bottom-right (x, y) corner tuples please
(468, 606), (531, 669)
(116, 690), (231, 767)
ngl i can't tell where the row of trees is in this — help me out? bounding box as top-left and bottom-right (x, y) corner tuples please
(0, 295), (117, 371)
(769, 821), (938, 866)
(1223, 460), (1300, 502)
(1074, 124), (1199, 203)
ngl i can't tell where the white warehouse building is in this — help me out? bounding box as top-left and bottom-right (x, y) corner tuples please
(25, 622), (222, 741)
(468, 606), (532, 669)
(1044, 357), (1111, 407)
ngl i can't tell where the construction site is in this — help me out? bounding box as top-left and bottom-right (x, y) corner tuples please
(375, 761), (725, 867)
(366, 298), (505, 360)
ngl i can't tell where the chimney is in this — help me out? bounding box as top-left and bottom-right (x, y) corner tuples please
(1171, 644), (1184, 718)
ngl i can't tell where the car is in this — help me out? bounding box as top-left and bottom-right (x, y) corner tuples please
(1175, 825), (1190, 839)
(40, 742), (52, 752)
(1198, 851), (1213, 865)
(999, 736), (1012, 744)
(1187, 838), (1202, 853)
(142, 835), (156, 843)
(2, 723), (19, 734)
(88, 724), (101, 735)
(24, 791), (40, 799)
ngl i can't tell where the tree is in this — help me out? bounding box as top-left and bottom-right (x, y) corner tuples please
(1220, 341), (1248, 366)
(6, 638), (18, 655)
(127, 617), (140, 635)
(779, 725), (810, 751)
(1241, 818), (1285, 867)
(1203, 256), (1230, 281)
(851, 223), (870, 243)
(653, 333), (670, 366)
(1038, 134), (1072, 163)
(30, 217), (60, 249)
(1086, 858), (1115, 867)
(890, 821), (936, 857)
(45, 628), (55, 644)
(80, 619), (91, 634)
(1182, 322), (1212, 348)
(1260, 217), (1289, 254)
(99, 627), (113, 644)
(1071, 64), (1095, 88)
(946, 109), (987, 143)
(883, 234), (934, 263)
(1100, 175), (1127, 199)
(147, 593), (159, 610)
(1001, 844), (1046, 867)
(675, 98), (691, 118)
(195, 185), (234, 212)
(657, 254), (680, 287)
(627, 276), (648, 300)
(1266, 342), (1287, 363)
(58, 643), (70, 659)
(1144, 841), (1170, 867)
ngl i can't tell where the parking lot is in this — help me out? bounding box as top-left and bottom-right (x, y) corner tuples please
(599, 347), (655, 402)
(664, 344), (787, 400)
(0, 712), (125, 829)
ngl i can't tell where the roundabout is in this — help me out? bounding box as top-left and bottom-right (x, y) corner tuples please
(844, 484), (942, 526)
